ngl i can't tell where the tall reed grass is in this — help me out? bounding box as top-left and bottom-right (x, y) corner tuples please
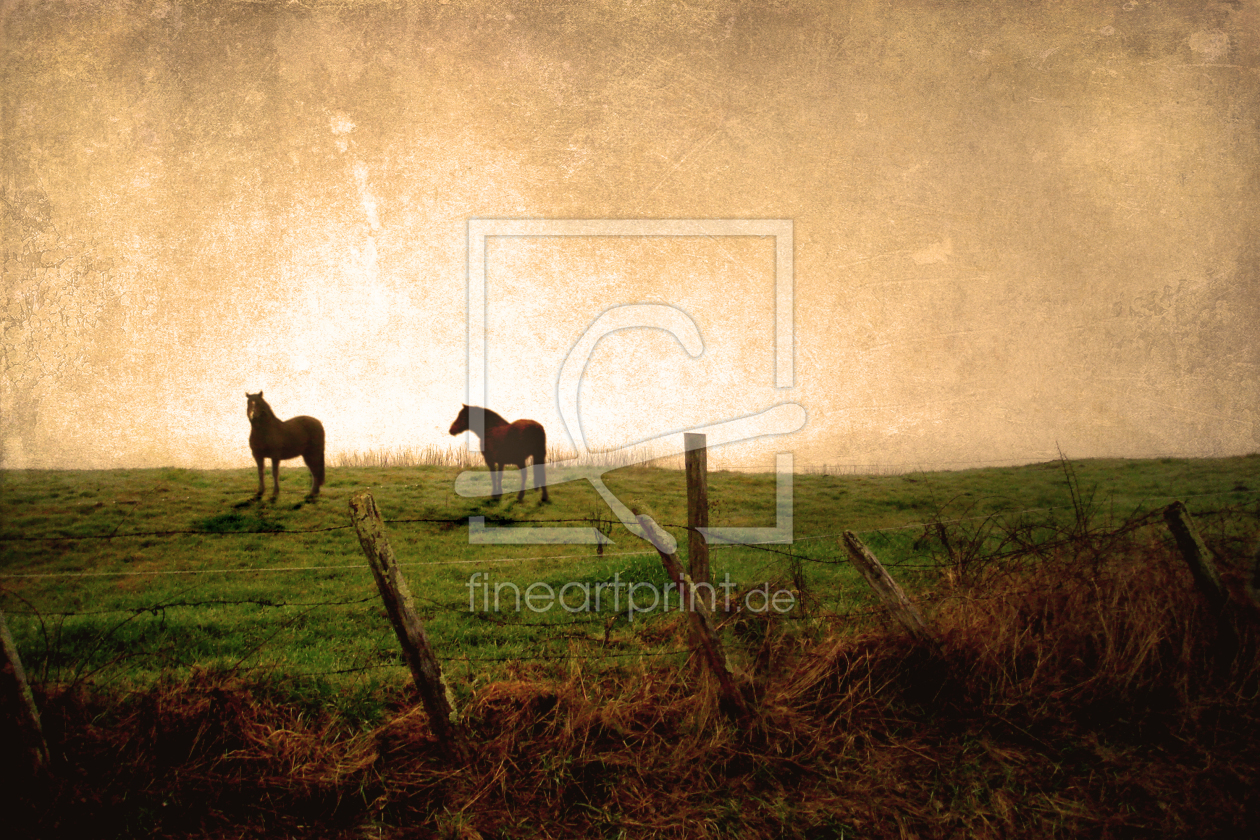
(330, 443), (688, 470)
(330, 446), (920, 474)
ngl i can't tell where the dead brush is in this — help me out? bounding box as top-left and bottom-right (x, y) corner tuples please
(12, 512), (1260, 839)
(429, 664), (738, 836)
(18, 669), (379, 839)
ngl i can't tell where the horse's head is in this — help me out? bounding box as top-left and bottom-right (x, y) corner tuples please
(449, 404), (471, 436)
(246, 391), (271, 422)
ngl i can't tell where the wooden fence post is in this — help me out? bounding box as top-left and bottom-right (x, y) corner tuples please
(1162, 501), (1243, 661)
(637, 514), (748, 722)
(1162, 501), (1230, 615)
(685, 432), (711, 585)
(0, 608), (50, 781)
(841, 531), (932, 643)
(349, 491), (466, 760)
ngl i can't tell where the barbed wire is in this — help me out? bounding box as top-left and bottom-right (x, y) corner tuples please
(1, 593), (380, 617)
(4, 505), (1226, 628)
(0, 516), (605, 543)
(0, 522), (355, 542)
(3, 486), (1251, 545)
(2, 485), (1251, 546)
(2, 493), (1252, 581)
(6, 497), (1253, 688)
(0, 563), (368, 580)
(282, 645), (696, 677)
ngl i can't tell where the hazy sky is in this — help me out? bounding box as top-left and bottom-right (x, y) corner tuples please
(2, 0), (1257, 471)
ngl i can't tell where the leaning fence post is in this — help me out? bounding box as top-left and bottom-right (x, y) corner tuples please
(1162, 501), (1230, 615)
(841, 531), (932, 643)
(0, 608), (50, 781)
(349, 491), (465, 760)
(685, 432), (711, 585)
(1162, 501), (1243, 661)
(637, 514), (749, 722)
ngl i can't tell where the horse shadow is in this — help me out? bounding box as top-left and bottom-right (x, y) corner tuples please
(232, 489), (321, 511)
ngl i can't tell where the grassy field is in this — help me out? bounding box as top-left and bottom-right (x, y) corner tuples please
(2, 455), (1259, 838)
(1, 456), (1257, 702)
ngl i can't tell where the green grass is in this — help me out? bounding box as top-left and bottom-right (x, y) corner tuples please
(1, 454), (1257, 713)
(5, 455), (1260, 840)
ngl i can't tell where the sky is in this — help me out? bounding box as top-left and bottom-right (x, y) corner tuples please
(1, 0), (1257, 472)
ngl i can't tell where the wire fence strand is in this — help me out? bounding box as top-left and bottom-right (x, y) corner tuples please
(6, 469), (1256, 688)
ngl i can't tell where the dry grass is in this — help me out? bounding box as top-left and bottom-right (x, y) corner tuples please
(11, 519), (1260, 839)
(331, 443), (685, 471)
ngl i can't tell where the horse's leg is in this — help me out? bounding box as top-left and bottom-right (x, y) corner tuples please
(255, 458), (265, 499)
(271, 459), (282, 500)
(485, 454), (502, 501)
(517, 461), (527, 502)
(535, 454), (549, 503)
(303, 449), (324, 498)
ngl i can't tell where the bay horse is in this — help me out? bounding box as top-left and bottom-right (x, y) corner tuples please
(449, 404), (549, 502)
(246, 391), (325, 501)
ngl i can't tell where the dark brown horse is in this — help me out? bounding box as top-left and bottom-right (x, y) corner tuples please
(449, 404), (549, 502)
(246, 391), (325, 501)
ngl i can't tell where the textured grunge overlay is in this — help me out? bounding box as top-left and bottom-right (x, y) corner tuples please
(1, 0), (1256, 470)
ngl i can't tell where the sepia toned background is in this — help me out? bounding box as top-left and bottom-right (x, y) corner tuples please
(2, 0), (1257, 471)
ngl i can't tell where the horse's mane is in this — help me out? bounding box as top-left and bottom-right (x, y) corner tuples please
(469, 405), (509, 428)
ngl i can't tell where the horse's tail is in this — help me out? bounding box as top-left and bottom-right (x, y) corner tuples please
(530, 422), (549, 501)
(530, 422), (546, 464)
(308, 419), (326, 486)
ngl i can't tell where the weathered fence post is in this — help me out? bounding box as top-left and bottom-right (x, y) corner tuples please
(349, 491), (466, 760)
(841, 531), (932, 643)
(637, 514), (748, 722)
(1162, 501), (1230, 615)
(0, 608), (50, 781)
(685, 432), (711, 585)
(1162, 501), (1243, 660)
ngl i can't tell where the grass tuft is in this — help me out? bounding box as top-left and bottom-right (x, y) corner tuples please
(195, 511), (285, 533)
